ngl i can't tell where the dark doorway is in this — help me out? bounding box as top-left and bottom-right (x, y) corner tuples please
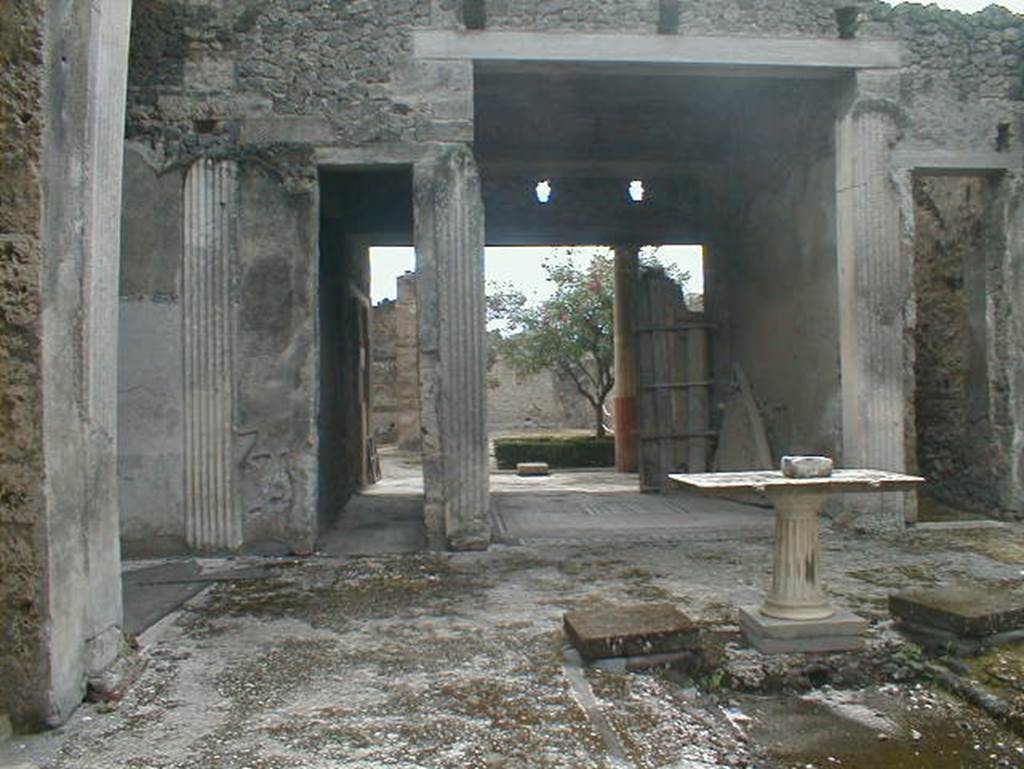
(911, 173), (1001, 521)
(318, 168), (425, 552)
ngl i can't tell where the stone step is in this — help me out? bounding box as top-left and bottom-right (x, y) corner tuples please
(890, 585), (1024, 639)
(563, 604), (700, 661)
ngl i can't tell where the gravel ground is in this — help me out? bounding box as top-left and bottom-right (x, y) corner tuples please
(3, 521), (1024, 768)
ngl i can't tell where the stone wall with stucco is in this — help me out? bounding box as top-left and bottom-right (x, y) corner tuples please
(0, 0), (49, 732)
(486, 357), (594, 433)
(116, 0), (1024, 552)
(485, 0), (658, 31)
(717, 78), (842, 463)
(371, 277), (592, 439)
(911, 175), (1003, 515)
(122, 2), (1023, 160)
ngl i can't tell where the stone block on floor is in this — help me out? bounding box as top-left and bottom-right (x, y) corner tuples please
(563, 603), (699, 661)
(890, 584), (1024, 639)
(516, 462), (550, 476)
(739, 605), (868, 654)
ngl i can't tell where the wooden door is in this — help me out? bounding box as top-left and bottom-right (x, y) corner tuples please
(634, 268), (712, 491)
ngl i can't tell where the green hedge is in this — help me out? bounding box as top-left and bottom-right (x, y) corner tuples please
(494, 435), (614, 469)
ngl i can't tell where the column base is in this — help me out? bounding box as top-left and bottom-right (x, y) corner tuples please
(760, 598), (836, 622)
(739, 605), (868, 654)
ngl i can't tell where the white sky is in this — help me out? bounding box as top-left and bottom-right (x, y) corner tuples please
(370, 245), (704, 305)
(920, 0), (1024, 10)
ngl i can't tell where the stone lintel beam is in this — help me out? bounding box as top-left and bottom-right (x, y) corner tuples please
(414, 31), (901, 72)
(315, 143), (435, 169)
(891, 149), (1024, 174)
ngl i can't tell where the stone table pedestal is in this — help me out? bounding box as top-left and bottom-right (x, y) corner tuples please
(669, 469), (923, 653)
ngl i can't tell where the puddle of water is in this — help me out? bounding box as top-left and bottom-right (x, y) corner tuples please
(737, 686), (1024, 768)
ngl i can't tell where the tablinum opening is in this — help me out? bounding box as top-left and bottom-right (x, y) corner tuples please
(317, 168), (426, 554)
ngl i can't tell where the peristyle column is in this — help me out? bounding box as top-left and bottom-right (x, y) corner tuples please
(613, 244), (639, 472)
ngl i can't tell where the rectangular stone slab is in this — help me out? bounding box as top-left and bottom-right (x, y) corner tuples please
(563, 604), (699, 661)
(889, 585), (1024, 638)
(669, 468), (924, 495)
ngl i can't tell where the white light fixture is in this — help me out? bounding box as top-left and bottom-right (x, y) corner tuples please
(628, 180), (645, 202)
(535, 180), (552, 204)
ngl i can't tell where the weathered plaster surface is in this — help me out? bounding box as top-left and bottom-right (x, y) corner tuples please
(236, 162), (319, 553)
(118, 299), (186, 555)
(118, 146), (185, 554)
(415, 147), (490, 550)
(730, 154), (840, 461)
(41, 0), (133, 726)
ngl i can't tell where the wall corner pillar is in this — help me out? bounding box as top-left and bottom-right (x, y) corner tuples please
(414, 146), (490, 550)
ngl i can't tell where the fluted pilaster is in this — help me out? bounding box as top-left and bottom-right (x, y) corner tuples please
(183, 159), (240, 551)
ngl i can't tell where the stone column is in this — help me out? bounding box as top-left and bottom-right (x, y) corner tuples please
(414, 147), (490, 550)
(395, 272), (422, 452)
(835, 73), (908, 530)
(613, 244), (639, 472)
(183, 159), (241, 552)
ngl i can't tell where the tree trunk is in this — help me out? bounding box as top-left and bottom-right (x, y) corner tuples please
(594, 402), (606, 438)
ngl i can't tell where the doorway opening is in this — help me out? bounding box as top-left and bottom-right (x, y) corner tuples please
(317, 168), (426, 554)
(474, 61), (846, 543)
(910, 173), (1002, 522)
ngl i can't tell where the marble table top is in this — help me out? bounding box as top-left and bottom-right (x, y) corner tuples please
(668, 469), (925, 495)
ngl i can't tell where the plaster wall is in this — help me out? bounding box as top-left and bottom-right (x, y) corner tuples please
(728, 156), (841, 460)
(318, 223), (367, 527)
(118, 146), (186, 555)
(236, 164), (319, 553)
(118, 300), (185, 554)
